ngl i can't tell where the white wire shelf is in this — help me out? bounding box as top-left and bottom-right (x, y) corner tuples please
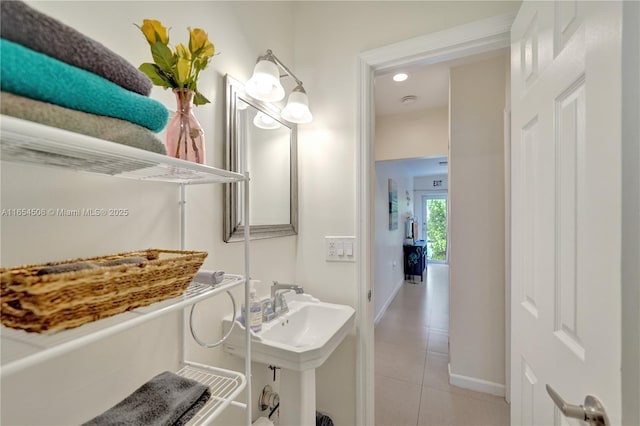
(0, 275), (245, 378)
(0, 115), (246, 185)
(179, 362), (247, 425)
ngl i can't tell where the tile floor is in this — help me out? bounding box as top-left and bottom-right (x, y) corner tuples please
(375, 264), (510, 426)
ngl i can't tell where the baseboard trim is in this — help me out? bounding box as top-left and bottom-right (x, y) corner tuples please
(448, 363), (506, 397)
(374, 277), (404, 325)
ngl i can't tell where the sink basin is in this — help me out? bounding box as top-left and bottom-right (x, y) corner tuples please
(223, 293), (355, 371)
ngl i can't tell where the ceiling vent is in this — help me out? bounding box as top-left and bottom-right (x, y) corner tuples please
(401, 95), (417, 105)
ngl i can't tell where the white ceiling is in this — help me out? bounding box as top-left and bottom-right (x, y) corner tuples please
(373, 48), (508, 177)
(374, 48), (508, 117)
(375, 63), (450, 117)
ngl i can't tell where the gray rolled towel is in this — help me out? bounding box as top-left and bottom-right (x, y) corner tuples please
(194, 270), (225, 287)
(0, 0), (152, 96)
(83, 371), (211, 426)
(1, 92), (167, 155)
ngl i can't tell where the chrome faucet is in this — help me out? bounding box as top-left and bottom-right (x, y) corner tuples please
(270, 281), (304, 318)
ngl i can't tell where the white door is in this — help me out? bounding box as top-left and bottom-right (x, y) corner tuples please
(511, 1), (622, 425)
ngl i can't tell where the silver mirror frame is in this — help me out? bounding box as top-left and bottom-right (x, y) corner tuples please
(224, 74), (298, 242)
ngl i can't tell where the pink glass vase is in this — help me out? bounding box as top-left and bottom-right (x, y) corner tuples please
(166, 88), (205, 164)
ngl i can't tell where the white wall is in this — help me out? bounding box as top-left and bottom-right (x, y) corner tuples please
(375, 106), (448, 161)
(292, 2), (521, 424)
(292, 0), (521, 304)
(448, 54), (507, 389)
(292, 2), (520, 422)
(0, 2), (296, 424)
(373, 161), (414, 321)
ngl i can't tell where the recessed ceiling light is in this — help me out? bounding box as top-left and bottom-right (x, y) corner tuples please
(393, 73), (408, 82)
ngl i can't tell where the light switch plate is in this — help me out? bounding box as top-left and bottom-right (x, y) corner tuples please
(325, 236), (356, 262)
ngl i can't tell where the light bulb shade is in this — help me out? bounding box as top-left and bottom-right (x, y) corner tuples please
(246, 59), (285, 102)
(253, 111), (281, 130)
(281, 88), (313, 124)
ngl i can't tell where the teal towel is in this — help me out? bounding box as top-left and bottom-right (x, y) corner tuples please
(0, 39), (168, 132)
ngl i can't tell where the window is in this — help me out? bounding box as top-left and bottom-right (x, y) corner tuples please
(422, 196), (448, 263)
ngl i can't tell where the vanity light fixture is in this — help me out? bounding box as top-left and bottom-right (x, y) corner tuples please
(246, 49), (313, 124)
(246, 54), (285, 102)
(281, 84), (312, 124)
(253, 111), (281, 130)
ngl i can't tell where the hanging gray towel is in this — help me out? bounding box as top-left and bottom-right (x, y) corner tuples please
(83, 371), (211, 426)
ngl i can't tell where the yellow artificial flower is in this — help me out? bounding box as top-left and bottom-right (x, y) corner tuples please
(175, 43), (191, 60)
(138, 19), (215, 105)
(201, 39), (215, 58)
(140, 19), (168, 45)
(189, 28), (215, 57)
(175, 57), (191, 86)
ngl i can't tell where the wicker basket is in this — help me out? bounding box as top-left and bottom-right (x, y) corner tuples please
(1, 249), (207, 333)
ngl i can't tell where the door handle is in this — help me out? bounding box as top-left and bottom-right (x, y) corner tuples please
(546, 384), (610, 426)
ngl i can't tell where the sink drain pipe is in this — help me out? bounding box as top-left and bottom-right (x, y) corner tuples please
(259, 384), (335, 426)
(259, 385), (280, 420)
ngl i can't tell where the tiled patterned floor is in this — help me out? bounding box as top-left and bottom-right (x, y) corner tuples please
(375, 264), (510, 426)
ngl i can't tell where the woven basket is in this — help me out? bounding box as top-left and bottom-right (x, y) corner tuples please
(1, 249), (207, 333)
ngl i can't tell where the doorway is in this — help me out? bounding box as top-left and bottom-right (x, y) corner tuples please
(355, 13), (516, 425)
(421, 195), (448, 263)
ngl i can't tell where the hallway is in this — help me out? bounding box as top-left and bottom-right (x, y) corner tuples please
(375, 264), (509, 425)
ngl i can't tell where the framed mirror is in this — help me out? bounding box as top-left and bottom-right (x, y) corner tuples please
(224, 74), (298, 242)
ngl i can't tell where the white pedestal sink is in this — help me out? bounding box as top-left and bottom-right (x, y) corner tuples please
(223, 293), (355, 426)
